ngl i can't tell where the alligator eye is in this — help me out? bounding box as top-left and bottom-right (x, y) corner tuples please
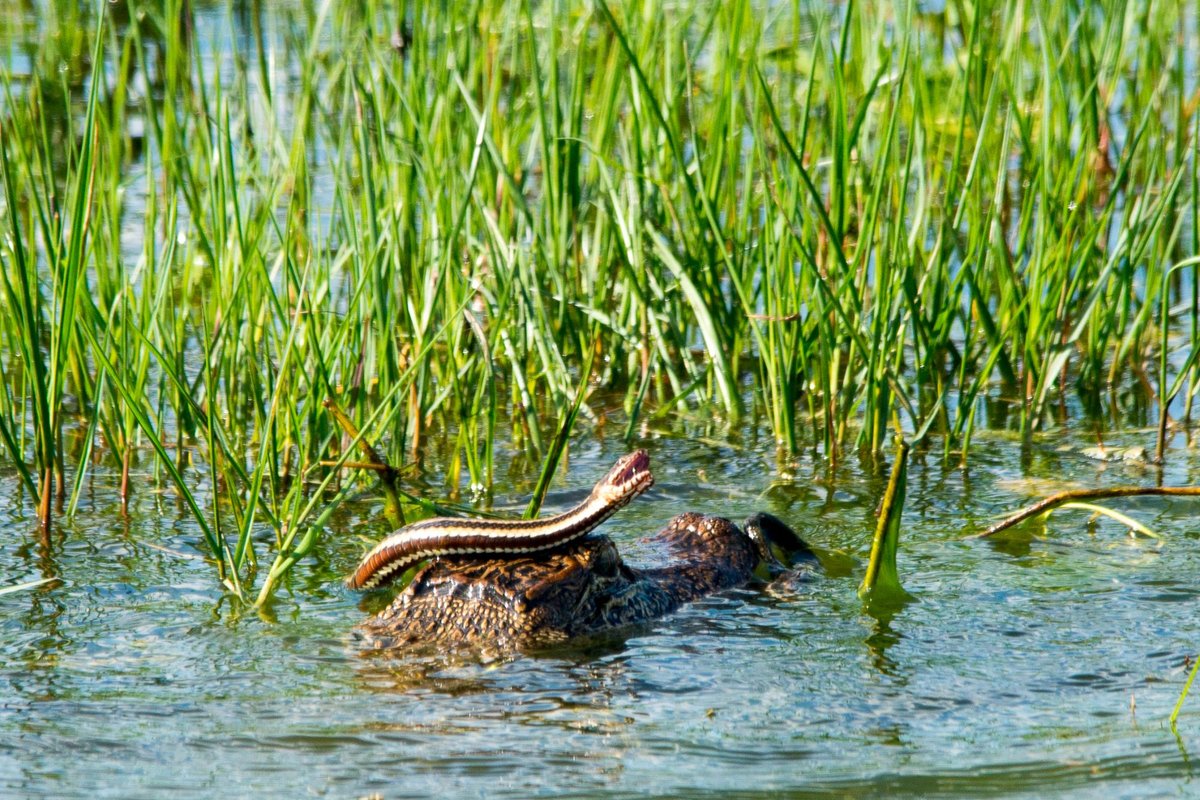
(591, 541), (622, 578)
(743, 519), (777, 565)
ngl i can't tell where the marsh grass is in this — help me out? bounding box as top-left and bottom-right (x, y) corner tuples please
(0, 0), (1198, 606)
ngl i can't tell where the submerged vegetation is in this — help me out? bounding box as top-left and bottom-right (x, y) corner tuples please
(0, 0), (1198, 603)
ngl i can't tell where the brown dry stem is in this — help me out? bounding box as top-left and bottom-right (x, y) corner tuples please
(976, 486), (1200, 538)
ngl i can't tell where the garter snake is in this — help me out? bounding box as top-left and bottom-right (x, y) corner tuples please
(347, 450), (654, 590)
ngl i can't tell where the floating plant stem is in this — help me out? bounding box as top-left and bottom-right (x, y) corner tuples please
(977, 487), (1200, 538)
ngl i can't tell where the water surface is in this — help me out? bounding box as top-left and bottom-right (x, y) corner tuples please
(4, 434), (1200, 798)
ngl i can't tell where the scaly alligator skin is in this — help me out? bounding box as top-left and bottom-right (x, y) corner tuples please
(358, 511), (806, 652)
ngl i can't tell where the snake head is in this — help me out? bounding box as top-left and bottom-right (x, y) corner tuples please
(593, 449), (654, 506)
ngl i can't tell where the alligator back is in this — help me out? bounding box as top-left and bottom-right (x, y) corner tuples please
(357, 513), (761, 652)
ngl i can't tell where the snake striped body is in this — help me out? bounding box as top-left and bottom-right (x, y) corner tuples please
(347, 450), (654, 590)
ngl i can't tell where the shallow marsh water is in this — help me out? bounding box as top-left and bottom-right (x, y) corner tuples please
(4, 434), (1200, 798)
(4, 0), (1200, 796)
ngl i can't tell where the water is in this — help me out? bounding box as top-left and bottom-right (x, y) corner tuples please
(3, 434), (1200, 798)
(4, 2), (1200, 796)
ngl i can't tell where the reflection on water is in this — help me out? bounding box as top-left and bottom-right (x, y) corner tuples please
(863, 605), (910, 682)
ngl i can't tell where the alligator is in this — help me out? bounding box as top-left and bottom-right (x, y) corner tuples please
(350, 451), (813, 651)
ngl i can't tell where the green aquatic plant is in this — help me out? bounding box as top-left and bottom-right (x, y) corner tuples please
(0, 1), (1197, 620)
(859, 438), (914, 608)
(0, 23), (103, 528)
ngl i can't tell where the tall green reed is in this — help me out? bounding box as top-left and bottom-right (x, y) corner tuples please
(0, 0), (1197, 597)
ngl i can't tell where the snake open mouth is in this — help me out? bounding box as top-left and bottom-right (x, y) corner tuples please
(601, 449), (654, 499)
